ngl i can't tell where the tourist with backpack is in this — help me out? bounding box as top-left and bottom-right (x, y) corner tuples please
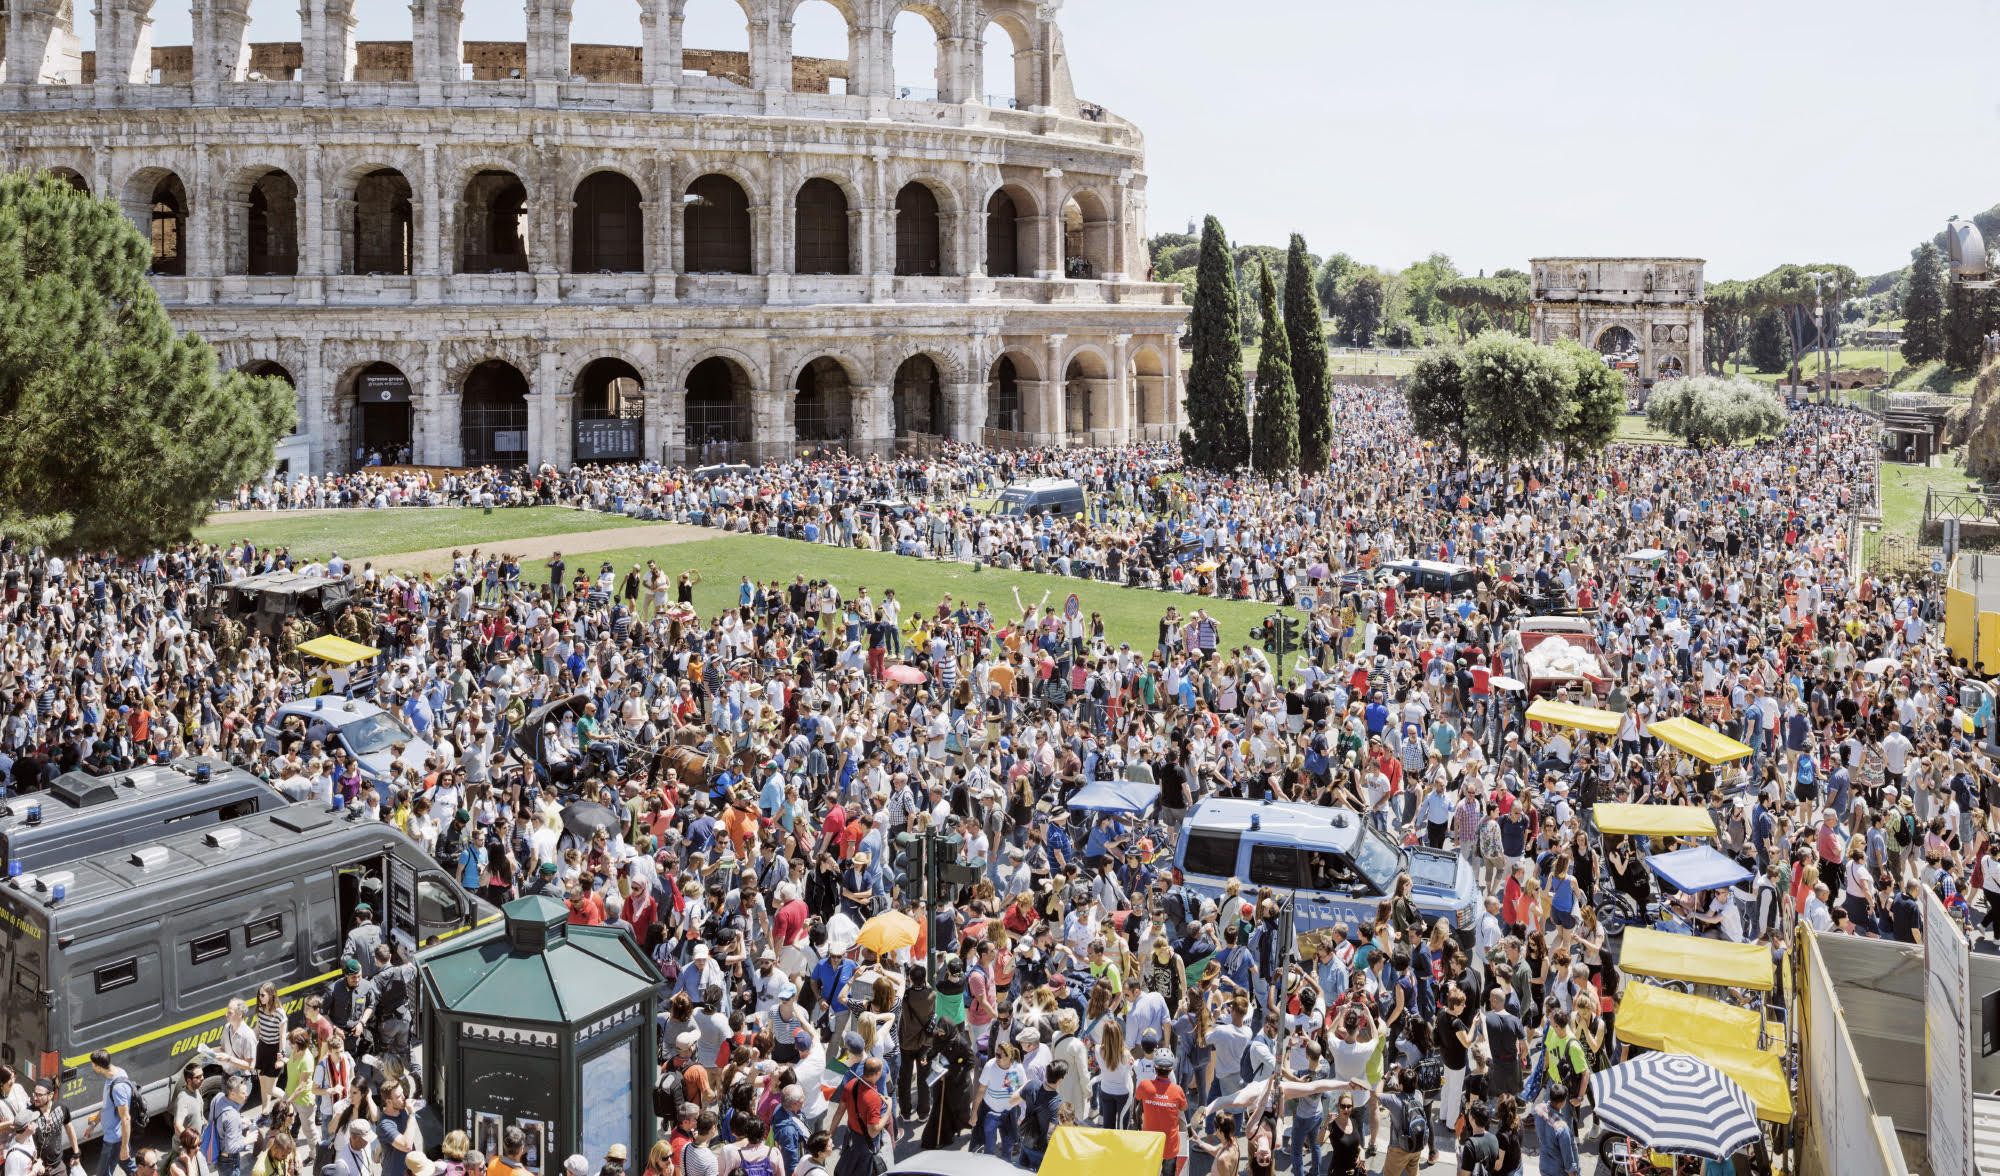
(1377, 1067), (1428, 1176)
(88, 1051), (146, 1176)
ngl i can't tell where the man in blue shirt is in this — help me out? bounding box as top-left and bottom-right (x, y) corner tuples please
(813, 943), (857, 1023)
(90, 1050), (139, 1176)
(1535, 1086), (1583, 1176)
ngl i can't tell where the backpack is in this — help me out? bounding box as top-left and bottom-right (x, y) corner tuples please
(112, 1077), (149, 1141)
(1237, 1034), (1273, 1086)
(1398, 1093), (1430, 1154)
(652, 1062), (685, 1120)
(1895, 811), (1918, 850)
(1476, 817), (1503, 862)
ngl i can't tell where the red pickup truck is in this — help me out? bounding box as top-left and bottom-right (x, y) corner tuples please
(1519, 616), (1612, 698)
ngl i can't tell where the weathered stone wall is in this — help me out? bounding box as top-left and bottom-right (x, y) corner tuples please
(2, 0), (1185, 472)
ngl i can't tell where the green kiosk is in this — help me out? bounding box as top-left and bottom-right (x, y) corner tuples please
(418, 895), (663, 1172)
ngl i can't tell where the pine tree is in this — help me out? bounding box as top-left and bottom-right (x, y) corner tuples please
(1181, 215), (1249, 470)
(1902, 242), (1947, 366)
(1251, 260), (1299, 475)
(0, 171), (294, 554)
(1747, 308), (1789, 373)
(1285, 234), (1332, 471)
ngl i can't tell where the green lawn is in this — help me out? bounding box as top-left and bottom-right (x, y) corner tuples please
(1880, 455), (1976, 536)
(450, 533), (1286, 664)
(1615, 414), (1682, 445)
(193, 506), (653, 560)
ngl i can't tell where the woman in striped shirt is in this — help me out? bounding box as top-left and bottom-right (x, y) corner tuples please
(252, 982), (289, 1112)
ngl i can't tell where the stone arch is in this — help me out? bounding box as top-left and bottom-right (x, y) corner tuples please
(984, 350), (1036, 433)
(345, 167), (414, 275)
(685, 172), (755, 274)
(682, 355), (755, 451)
(572, 357), (647, 463)
(983, 181), (1038, 278)
(678, 0), (755, 86)
(571, 169), (646, 273)
(458, 167), (531, 273)
(461, 359), (533, 469)
(794, 176), (854, 275)
(1062, 347), (1111, 435)
(121, 168), (190, 277)
(788, 0), (857, 85)
(891, 354), (947, 437)
(979, 10), (1035, 106)
(217, 166), (300, 276)
(1593, 324), (1640, 356)
(345, 360), (415, 467)
(1060, 185), (1111, 280)
(889, 5), (947, 99)
(893, 180), (946, 277)
(1130, 345), (1169, 428)
(794, 355), (856, 443)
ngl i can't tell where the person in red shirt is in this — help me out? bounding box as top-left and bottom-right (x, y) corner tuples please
(1135, 1049), (1187, 1176)
(771, 883), (809, 954)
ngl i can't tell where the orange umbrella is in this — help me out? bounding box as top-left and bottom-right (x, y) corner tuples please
(856, 910), (921, 955)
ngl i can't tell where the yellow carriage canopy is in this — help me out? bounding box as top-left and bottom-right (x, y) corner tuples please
(1041, 1127), (1166, 1176)
(295, 635), (382, 665)
(1618, 927), (1775, 991)
(1645, 715), (1753, 764)
(1524, 698), (1624, 736)
(1591, 803), (1719, 840)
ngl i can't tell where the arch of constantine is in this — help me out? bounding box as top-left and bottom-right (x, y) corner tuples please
(0, 0), (1188, 472)
(1528, 257), (1705, 388)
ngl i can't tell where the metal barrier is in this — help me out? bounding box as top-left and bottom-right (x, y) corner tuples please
(980, 427), (1037, 450)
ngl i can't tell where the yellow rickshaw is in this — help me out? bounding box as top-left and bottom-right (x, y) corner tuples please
(1610, 930), (1794, 1146)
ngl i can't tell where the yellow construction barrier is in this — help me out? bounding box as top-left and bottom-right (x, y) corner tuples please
(1040, 1126), (1166, 1176)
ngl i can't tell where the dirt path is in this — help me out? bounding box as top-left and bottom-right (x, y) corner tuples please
(369, 520), (715, 571)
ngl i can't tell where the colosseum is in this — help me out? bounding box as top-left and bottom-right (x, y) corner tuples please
(0, 0), (1188, 473)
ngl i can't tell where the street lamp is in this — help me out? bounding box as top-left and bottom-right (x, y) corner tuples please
(1805, 271), (1832, 405)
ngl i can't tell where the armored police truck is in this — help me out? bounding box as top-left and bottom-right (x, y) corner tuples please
(0, 805), (495, 1137)
(0, 757), (287, 874)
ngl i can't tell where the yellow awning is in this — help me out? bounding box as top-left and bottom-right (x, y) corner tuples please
(1615, 982), (1764, 1051)
(1618, 927), (1775, 991)
(1042, 1127), (1165, 1176)
(295, 635), (381, 665)
(1525, 698), (1624, 736)
(1646, 715), (1754, 765)
(1655, 1038), (1794, 1124)
(1591, 802), (1719, 840)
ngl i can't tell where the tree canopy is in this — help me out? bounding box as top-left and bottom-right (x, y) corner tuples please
(0, 171), (294, 555)
(1644, 376), (1787, 448)
(1403, 343), (1468, 464)
(1551, 337), (1624, 461)
(1902, 242), (1947, 366)
(1461, 330), (1576, 468)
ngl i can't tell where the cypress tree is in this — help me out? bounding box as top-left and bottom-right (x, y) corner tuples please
(1251, 260), (1299, 475)
(0, 171), (293, 554)
(1945, 281), (1994, 371)
(1902, 242), (1947, 366)
(1284, 233), (1332, 471)
(1180, 215), (1249, 470)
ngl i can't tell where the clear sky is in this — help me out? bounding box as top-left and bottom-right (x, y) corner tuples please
(129, 0), (2000, 281)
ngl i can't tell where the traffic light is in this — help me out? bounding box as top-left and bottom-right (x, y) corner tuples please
(894, 831), (927, 903)
(1254, 614), (1279, 652)
(1280, 614), (1300, 655)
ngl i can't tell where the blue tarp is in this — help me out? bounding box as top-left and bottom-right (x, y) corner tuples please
(1067, 779), (1160, 817)
(1645, 845), (1753, 893)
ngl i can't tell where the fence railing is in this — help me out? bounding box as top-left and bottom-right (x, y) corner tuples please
(1924, 487), (2000, 527)
(980, 427), (1036, 450)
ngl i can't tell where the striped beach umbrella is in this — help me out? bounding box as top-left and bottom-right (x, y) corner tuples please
(1591, 1052), (1761, 1162)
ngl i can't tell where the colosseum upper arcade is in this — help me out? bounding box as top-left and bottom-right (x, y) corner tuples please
(0, 0), (1188, 473)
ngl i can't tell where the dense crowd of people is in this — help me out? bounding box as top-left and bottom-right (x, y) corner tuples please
(3, 384), (1991, 1176)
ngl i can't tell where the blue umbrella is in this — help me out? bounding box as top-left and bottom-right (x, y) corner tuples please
(1645, 844), (1752, 893)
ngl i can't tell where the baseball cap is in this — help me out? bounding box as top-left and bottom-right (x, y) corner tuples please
(563, 1157), (590, 1176)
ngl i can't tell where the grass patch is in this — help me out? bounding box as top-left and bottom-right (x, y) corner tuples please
(1879, 456), (1975, 536)
(1615, 414), (1683, 445)
(193, 507), (654, 561)
(396, 533), (1284, 662)
(1886, 360), (1980, 398)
